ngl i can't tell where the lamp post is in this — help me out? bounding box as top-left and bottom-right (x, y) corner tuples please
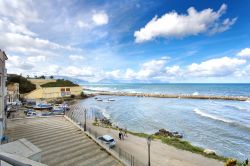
(84, 108), (87, 131)
(147, 136), (152, 166)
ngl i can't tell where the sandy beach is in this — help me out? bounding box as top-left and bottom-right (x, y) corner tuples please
(87, 122), (224, 166)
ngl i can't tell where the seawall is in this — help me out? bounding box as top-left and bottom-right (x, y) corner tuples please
(95, 91), (249, 101)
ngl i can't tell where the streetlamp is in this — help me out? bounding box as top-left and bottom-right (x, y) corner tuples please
(147, 136), (152, 166)
(84, 108), (87, 131)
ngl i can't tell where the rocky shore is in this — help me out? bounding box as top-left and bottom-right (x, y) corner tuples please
(94, 91), (249, 101)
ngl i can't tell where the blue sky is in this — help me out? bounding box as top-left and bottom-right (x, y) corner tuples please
(1, 0), (250, 83)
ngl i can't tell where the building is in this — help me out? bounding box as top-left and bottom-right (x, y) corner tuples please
(24, 78), (83, 99)
(7, 83), (19, 103)
(0, 50), (8, 140)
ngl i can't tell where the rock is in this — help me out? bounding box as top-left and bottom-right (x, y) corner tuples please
(154, 129), (183, 138)
(204, 149), (216, 155)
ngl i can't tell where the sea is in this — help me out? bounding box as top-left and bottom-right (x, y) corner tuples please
(78, 83), (250, 160)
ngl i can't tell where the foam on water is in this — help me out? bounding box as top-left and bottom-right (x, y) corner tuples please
(193, 108), (233, 123)
(192, 92), (199, 96)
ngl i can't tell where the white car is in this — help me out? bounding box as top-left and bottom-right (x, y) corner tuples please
(27, 111), (37, 116)
(98, 135), (116, 148)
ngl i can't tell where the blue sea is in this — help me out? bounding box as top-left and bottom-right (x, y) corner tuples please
(79, 83), (250, 160)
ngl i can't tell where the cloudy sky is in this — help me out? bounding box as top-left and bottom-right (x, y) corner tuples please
(2, 0), (250, 83)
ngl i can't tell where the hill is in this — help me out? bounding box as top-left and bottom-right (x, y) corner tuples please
(40, 79), (79, 87)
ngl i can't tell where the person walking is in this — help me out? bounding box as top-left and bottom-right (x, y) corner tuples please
(124, 128), (128, 137)
(119, 131), (122, 140)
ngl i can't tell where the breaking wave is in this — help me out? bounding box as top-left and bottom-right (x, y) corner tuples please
(193, 108), (233, 123)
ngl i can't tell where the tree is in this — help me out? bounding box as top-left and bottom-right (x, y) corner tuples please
(7, 74), (36, 94)
(50, 75), (54, 79)
(39, 75), (45, 79)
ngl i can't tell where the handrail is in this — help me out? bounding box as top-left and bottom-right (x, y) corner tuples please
(0, 154), (31, 166)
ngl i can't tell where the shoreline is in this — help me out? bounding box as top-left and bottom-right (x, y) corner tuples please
(89, 90), (250, 101)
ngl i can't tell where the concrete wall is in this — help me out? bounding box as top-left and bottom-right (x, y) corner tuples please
(0, 50), (7, 140)
(25, 86), (83, 99)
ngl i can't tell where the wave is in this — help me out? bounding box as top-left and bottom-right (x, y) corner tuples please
(193, 108), (233, 123)
(193, 108), (250, 130)
(192, 92), (199, 96)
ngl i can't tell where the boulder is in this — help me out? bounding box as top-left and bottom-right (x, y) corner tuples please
(154, 129), (183, 138)
(203, 149), (216, 155)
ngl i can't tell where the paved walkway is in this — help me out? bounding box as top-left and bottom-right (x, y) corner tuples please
(5, 116), (123, 166)
(88, 123), (224, 166)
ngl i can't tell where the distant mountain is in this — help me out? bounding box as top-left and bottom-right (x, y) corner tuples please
(96, 78), (122, 84)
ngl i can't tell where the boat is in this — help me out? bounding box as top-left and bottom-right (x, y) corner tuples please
(33, 103), (53, 110)
(108, 98), (115, 101)
(96, 98), (103, 101)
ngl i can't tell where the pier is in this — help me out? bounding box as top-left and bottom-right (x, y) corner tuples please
(93, 91), (249, 101)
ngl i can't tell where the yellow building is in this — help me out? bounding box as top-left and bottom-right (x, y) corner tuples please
(7, 83), (19, 103)
(25, 86), (83, 99)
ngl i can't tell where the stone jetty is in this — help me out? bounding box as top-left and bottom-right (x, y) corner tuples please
(94, 91), (249, 101)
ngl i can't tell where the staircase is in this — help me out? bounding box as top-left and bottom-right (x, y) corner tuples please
(5, 116), (123, 166)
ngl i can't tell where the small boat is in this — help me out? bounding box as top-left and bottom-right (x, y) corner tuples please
(33, 103), (53, 110)
(96, 98), (103, 101)
(108, 98), (115, 101)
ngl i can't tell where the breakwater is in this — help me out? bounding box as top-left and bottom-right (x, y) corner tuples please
(95, 91), (249, 101)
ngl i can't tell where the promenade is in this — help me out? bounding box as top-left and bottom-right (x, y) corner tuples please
(88, 122), (224, 166)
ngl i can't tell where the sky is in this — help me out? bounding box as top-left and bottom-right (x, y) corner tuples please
(1, 0), (250, 83)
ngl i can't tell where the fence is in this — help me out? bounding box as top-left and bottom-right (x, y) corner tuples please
(65, 104), (146, 166)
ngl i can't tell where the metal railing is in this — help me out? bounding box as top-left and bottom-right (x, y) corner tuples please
(65, 104), (146, 166)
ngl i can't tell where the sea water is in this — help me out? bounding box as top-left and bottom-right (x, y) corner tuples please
(79, 83), (250, 160)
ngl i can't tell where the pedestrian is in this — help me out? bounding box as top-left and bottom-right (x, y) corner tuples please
(124, 128), (128, 137)
(119, 131), (121, 140)
(121, 129), (124, 140)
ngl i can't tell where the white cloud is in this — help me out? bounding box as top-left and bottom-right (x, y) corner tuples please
(63, 66), (95, 77)
(27, 55), (46, 63)
(7, 55), (34, 71)
(134, 4), (236, 43)
(237, 48), (250, 59)
(69, 55), (84, 61)
(92, 12), (109, 25)
(77, 20), (91, 29)
(165, 65), (182, 76)
(137, 58), (167, 79)
(187, 57), (246, 77)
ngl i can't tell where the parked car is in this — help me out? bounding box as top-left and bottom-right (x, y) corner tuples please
(24, 109), (34, 115)
(97, 135), (116, 148)
(26, 111), (37, 116)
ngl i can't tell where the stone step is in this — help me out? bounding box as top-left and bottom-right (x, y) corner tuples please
(9, 127), (80, 142)
(41, 136), (87, 152)
(95, 157), (119, 166)
(74, 151), (108, 166)
(35, 132), (86, 148)
(42, 138), (92, 158)
(7, 122), (74, 134)
(55, 148), (104, 166)
(45, 142), (99, 165)
(7, 118), (70, 128)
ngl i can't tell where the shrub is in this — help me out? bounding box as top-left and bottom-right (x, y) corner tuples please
(7, 74), (36, 94)
(225, 159), (237, 166)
